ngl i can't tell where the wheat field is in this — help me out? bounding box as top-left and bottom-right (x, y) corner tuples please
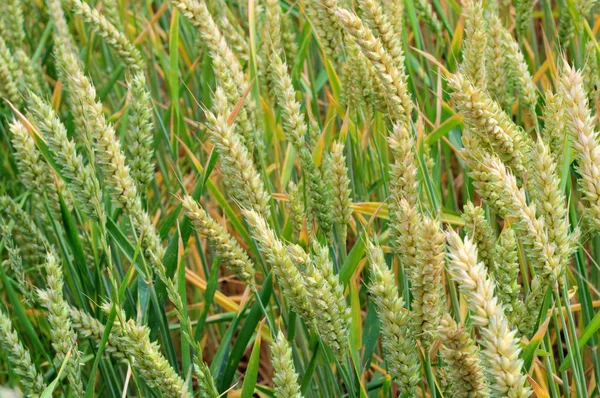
(1, 0), (600, 396)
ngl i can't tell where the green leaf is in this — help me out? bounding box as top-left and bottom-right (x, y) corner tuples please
(241, 334), (261, 398)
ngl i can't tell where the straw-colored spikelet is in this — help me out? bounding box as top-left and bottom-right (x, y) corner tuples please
(358, 0), (404, 70)
(486, 14), (513, 110)
(67, 0), (144, 73)
(445, 230), (531, 398)
(54, 45), (164, 259)
(411, 216), (445, 348)
(530, 140), (576, 270)
(335, 8), (412, 122)
(304, 244), (350, 358)
(502, 27), (538, 110)
(448, 72), (527, 176)
(204, 102), (271, 220)
(270, 50), (332, 237)
(9, 120), (63, 215)
(464, 149), (562, 283)
(169, 0), (257, 150)
(438, 314), (489, 398)
(28, 92), (106, 224)
(127, 72), (155, 188)
(0, 307), (46, 395)
(461, 0), (486, 89)
(330, 142), (352, 243)
(243, 209), (313, 320)
(388, 118), (419, 207)
(492, 228), (523, 325)
(37, 252), (84, 396)
(558, 62), (600, 230)
(542, 91), (567, 167)
(271, 331), (303, 398)
(182, 195), (256, 290)
(366, 240), (420, 393)
(287, 181), (305, 240)
(462, 202), (496, 271)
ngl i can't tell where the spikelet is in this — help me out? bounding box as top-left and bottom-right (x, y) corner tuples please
(530, 140), (576, 271)
(54, 45), (164, 259)
(0, 220), (37, 303)
(358, 0), (404, 70)
(67, 0), (144, 73)
(69, 306), (128, 363)
(438, 314), (489, 398)
(27, 92), (106, 224)
(516, 277), (545, 335)
(583, 41), (600, 107)
(486, 14), (513, 110)
(46, 0), (77, 58)
(0, 37), (21, 106)
(366, 240), (420, 394)
(461, 0), (487, 89)
(463, 149), (562, 283)
(260, 0), (284, 98)
(558, 10), (574, 47)
(448, 72), (527, 176)
(0, 195), (50, 264)
(208, 0), (248, 63)
(335, 8), (412, 122)
(13, 49), (44, 95)
(127, 72), (155, 188)
(515, 0), (534, 38)
(243, 209), (313, 321)
(271, 331), (302, 398)
(390, 198), (421, 270)
(0, 307), (46, 395)
(414, 0), (442, 36)
(462, 202), (496, 271)
(330, 142), (352, 243)
(445, 231), (531, 398)
(102, 0), (122, 29)
(2, 0), (25, 47)
(411, 216), (445, 349)
(270, 50), (332, 237)
(287, 181), (305, 240)
(303, 244), (350, 358)
(574, 0), (598, 19)
(169, 0), (257, 150)
(558, 63), (600, 230)
(381, 0), (404, 48)
(502, 27), (538, 110)
(492, 228), (523, 325)
(37, 252), (84, 396)
(280, 12), (298, 64)
(105, 305), (190, 398)
(305, 0), (344, 63)
(9, 120), (63, 216)
(542, 91), (567, 167)
(182, 195), (256, 289)
(204, 101), (271, 220)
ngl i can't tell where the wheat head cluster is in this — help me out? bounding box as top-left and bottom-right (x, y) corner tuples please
(1, 0), (600, 396)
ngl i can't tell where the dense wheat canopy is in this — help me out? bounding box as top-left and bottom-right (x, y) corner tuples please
(1, 0), (600, 396)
